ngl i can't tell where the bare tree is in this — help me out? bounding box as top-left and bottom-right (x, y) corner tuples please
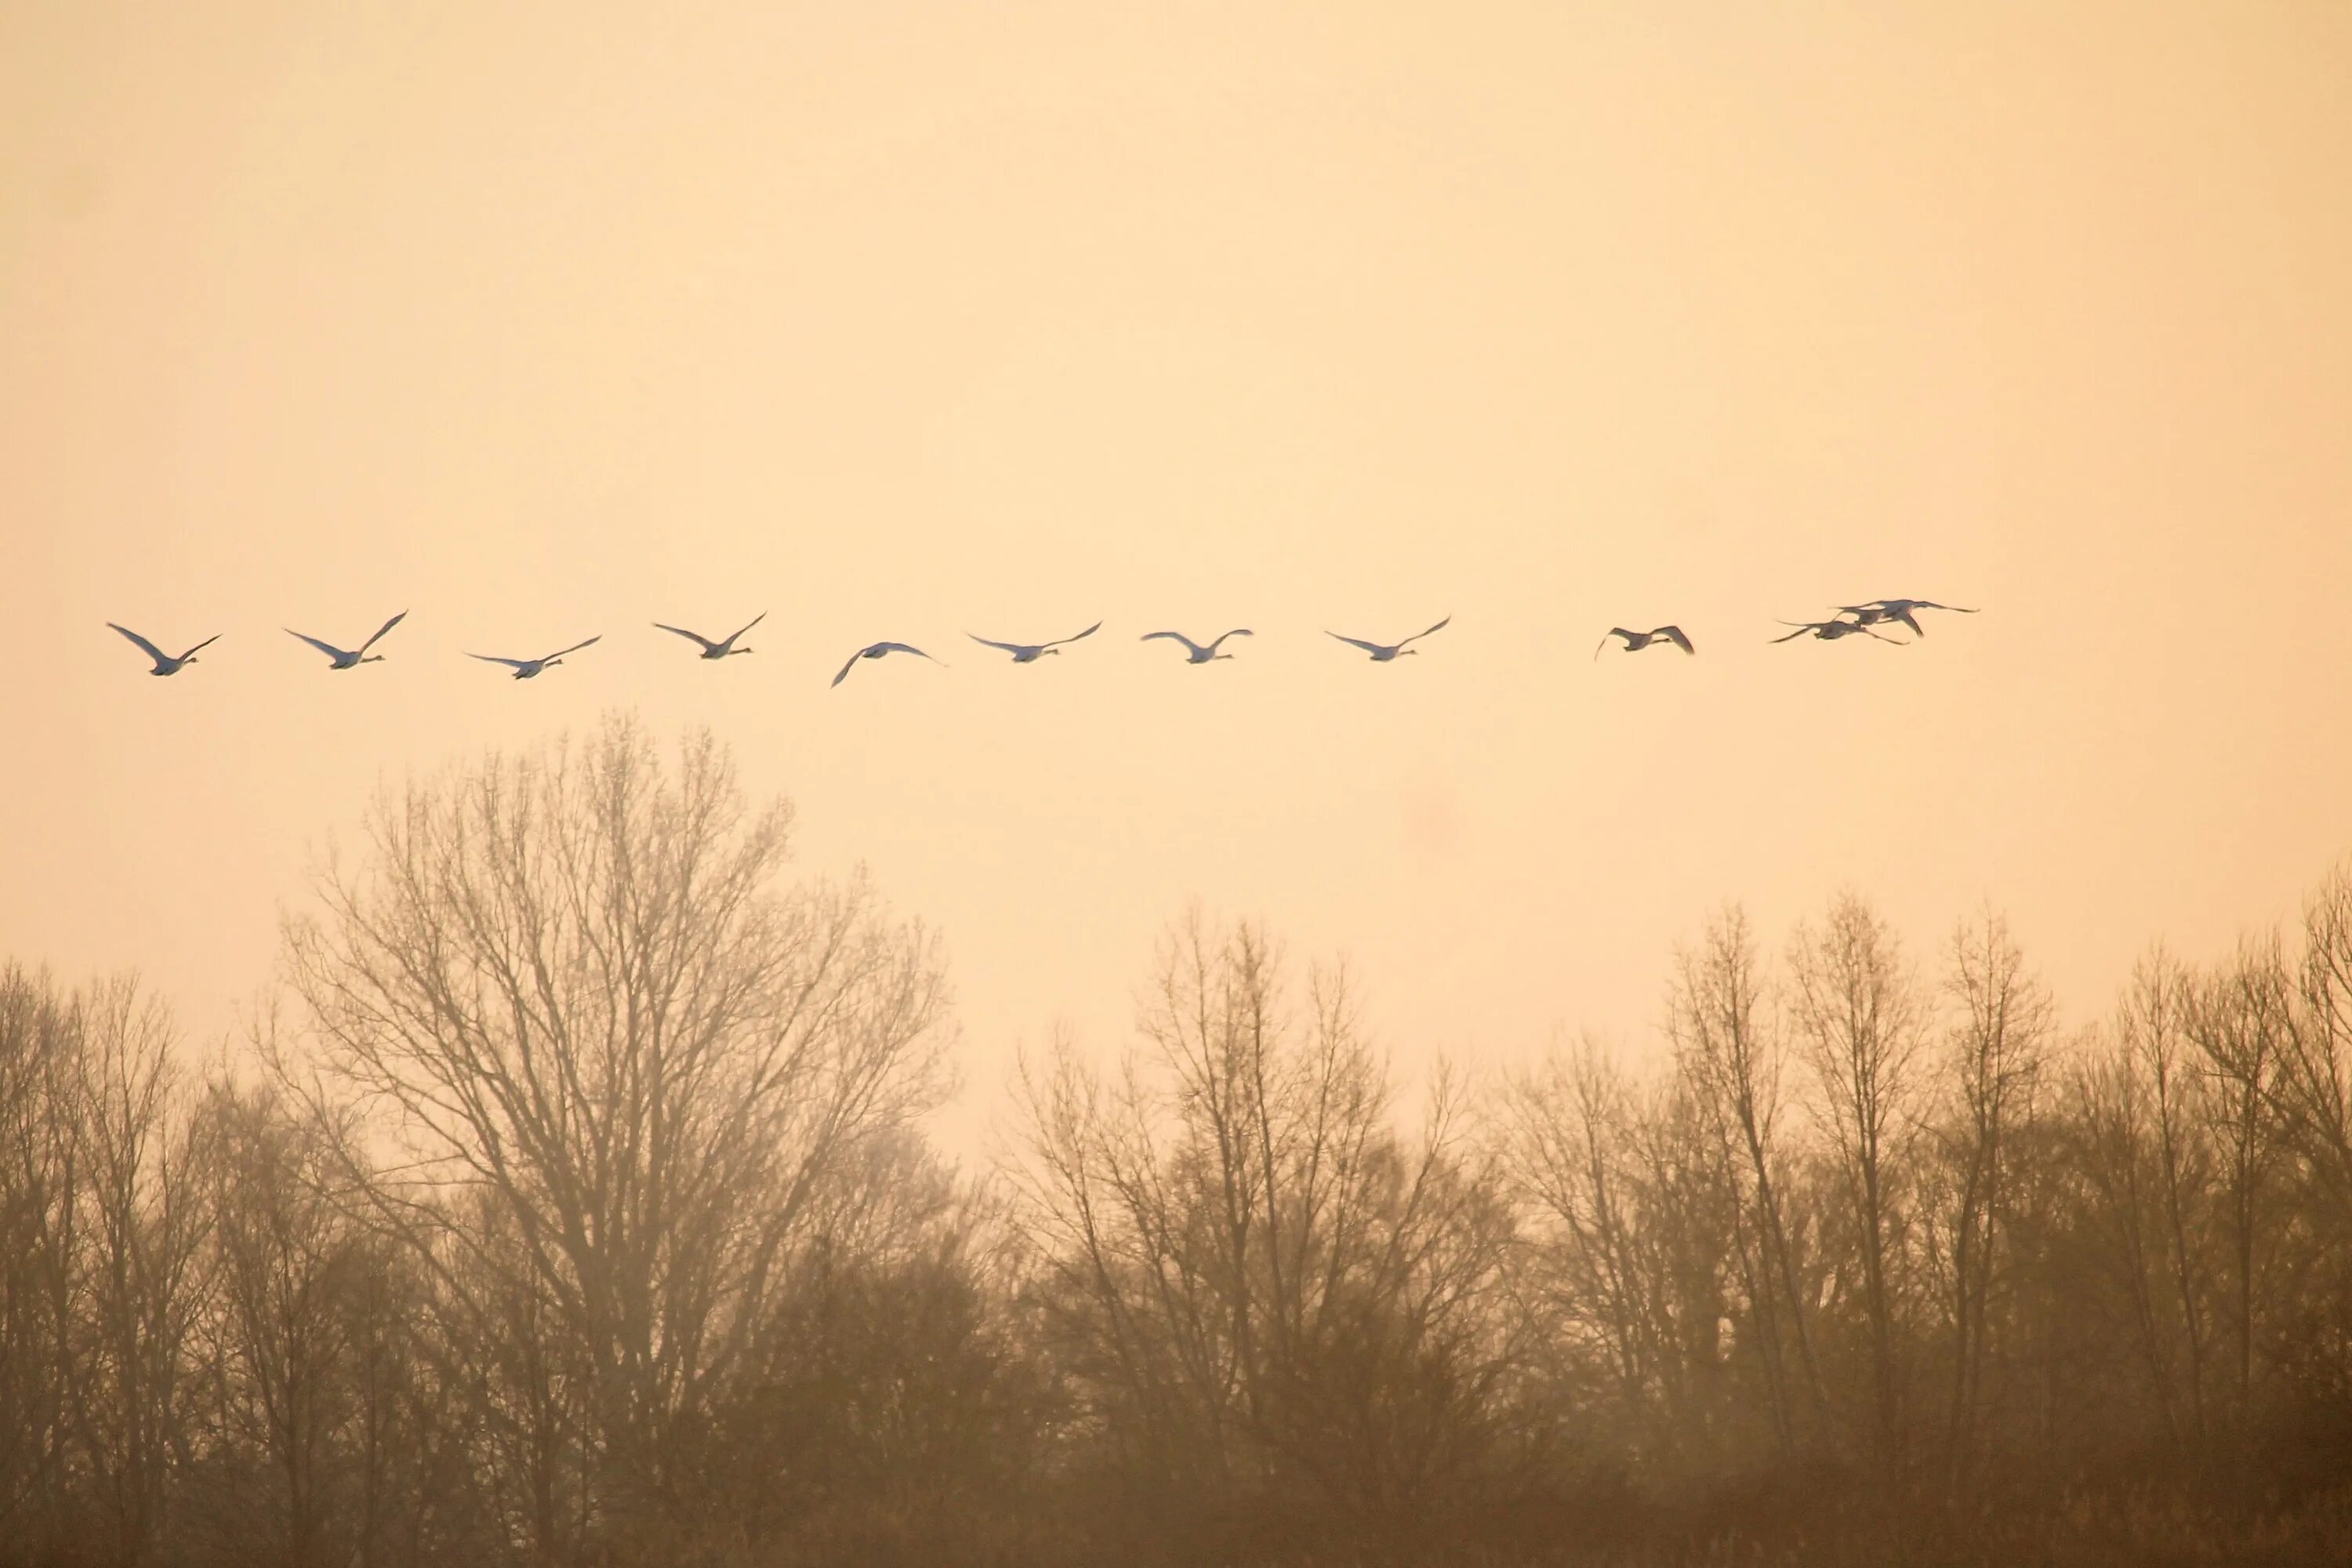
(1936, 908), (2051, 1488)
(279, 715), (950, 1542)
(2187, 934), (2291, 1422)
(1788, 893), (1926, 1457)
(1668, 906), (1825, 1456)
(1008, 911), (1536, 1563)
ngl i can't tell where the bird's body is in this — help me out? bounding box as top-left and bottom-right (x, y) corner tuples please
(832, 641), (943, 687)
(1327, 616), (1450, 661)
(655, 613), (764, 659)
(1596, 625), (1694, 659)
(109, 623), (219, 676)
(286, 611), (408, 670)
(1141, 629), (1252, 663)
(1837, 598), (1977, 637)
(466, 637), (601, 679)
(1773, 619), (1900, 644)
(968, 622), (1103, 662)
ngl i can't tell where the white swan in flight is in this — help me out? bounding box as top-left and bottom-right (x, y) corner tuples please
(466, 637), (601, 679)
(1836, 599), (1978, 637)
(832, 641), (944, 687)
(655, 612), (764, 659)
(1772, 619), (1902, 644)
(1595, 625), (1693, 659)
(967, 621), (1102, 662)
(1141, 629), (1252, 663)
(285, 611), (408, 670)
(1327, 616), (1450, 662)
(109, 623), (220, 676)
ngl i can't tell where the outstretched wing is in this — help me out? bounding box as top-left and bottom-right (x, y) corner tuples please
(285, 629), (354, 662)
(469, 652), (530, 670)
(1043, 620), (1103, 649)
(1769, 623), (1817, 644)
(1327, 631), (1387, 655)
(725, 611), (767, 643)
(1398, 615), (1452, 648)
(1596, 627), (1635, 661)
(831, 648), (868, 687)
(1920, 601), (1978, 614)
(176, 634), (222, 660)
(1141, 631), (1204, 656)
(655, 622), (721, 653)
(1660, 626), (1694, 655)
(357, 611), (408, 655)
(543, 637), (601, 662)
(877, 642), (941, 664)
(1889, 608), (1923, 636)
(967, 633), (1029, 655)
(108, 622), (169, 666)
(1207, 629), (1251, 652)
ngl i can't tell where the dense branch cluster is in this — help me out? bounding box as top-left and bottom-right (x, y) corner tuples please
(6, 720), (2352, 1566)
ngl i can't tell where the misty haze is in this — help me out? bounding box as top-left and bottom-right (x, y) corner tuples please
(7, 3), (2352, 1566)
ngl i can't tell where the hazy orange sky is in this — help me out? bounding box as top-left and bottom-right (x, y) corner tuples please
(5, 1), (2350, 1149)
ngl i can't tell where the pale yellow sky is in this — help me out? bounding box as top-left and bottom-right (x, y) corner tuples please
(5, 1), (2350, 1149)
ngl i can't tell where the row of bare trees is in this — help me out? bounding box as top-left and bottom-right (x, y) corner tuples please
(7, 717), (2352, 1566)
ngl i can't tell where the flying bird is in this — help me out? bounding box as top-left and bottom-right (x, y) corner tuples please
(1837, 599), (1979, 637)
(967, 622), (1103, 662)
(466, 637), (601, 679)
(1595, 625), (1694, 660)
(1140, 629), (1252, 664)
(832, 641), (943, 688)
(1327, 616), (1451, 662)
(108, 623), (220, 676)
(655, 612), (764, 659)
(285, 611), (408, 670)
(1772, 619), (1903, 644)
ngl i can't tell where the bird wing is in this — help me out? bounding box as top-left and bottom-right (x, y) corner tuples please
(1596, 627), (1636, 660)
(1769, 624), (1816, 643)
(285, 629), (354, 661)
(967, 634), (1029, 655)
(1399, 615), (1452, 648)
(1140, 631), (1204, 655)
(1043, 620), (1103, 648)
(177, 634), (222, 659)
(1890, 608), (1923, 636)
(108, 623), (170, 666)
(830, 649), (866, 687)
(357, 610), (408, 655)
(469, 653), (530, 670)
(1208, 629), (1251, 651)
(1327, 632), (1387, 655)
(880, 642), (942, 663)
(1922, 602), (1979, 613)
(1862, 624), (1904, 642)
(1661, 626), (1694, 654)
(725, 612), (767, 643)
(655, 622), (721, 652)
(543, 637), (601, 661)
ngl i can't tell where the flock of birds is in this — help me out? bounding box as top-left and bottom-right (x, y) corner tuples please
(102, 600), (1979, 683)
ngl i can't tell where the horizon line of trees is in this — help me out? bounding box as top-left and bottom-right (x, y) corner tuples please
(5, 715), (2352, 1567)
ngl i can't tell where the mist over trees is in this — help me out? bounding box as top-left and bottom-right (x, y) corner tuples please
(6, 717), (2352, 1566)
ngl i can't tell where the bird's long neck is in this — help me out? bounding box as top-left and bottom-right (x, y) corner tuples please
(362, 654), (383, 663)
(729, 646), (752, 655)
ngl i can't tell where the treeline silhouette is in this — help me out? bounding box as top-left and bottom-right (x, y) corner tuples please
(5, 717), (2351, 1567)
